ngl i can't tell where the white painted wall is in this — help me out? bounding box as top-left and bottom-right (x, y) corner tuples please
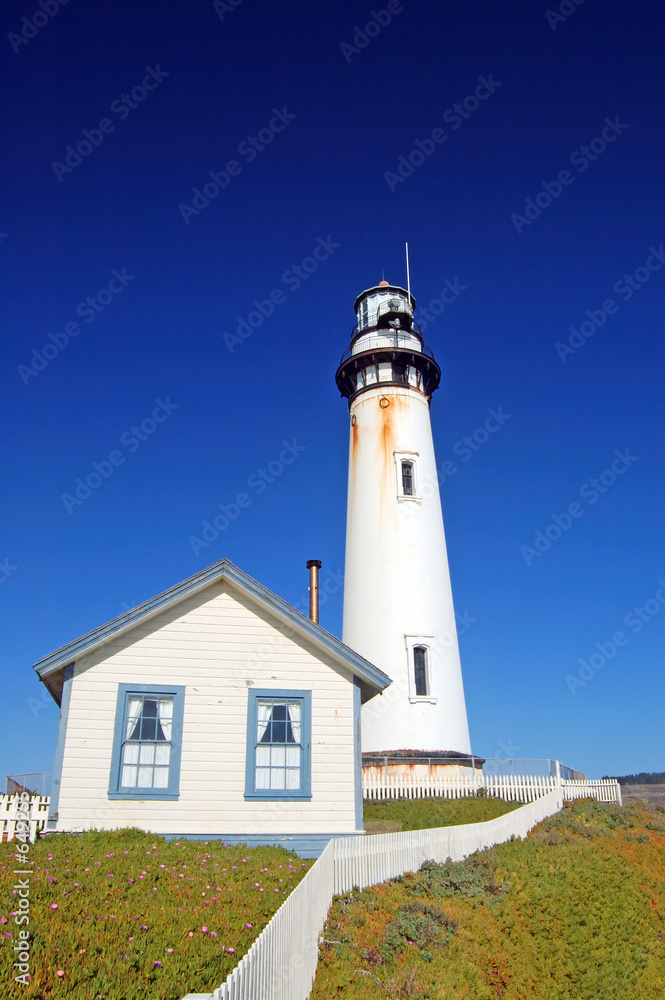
(343, 383), (471, 754)
(56, 581), (360, 835)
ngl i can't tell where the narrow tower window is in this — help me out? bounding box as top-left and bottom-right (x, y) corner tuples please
(401, 460), (414, 496)
(413, 646), (428, 696)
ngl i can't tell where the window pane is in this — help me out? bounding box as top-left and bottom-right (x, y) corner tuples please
(286, 768), (301, 789)
(270, 769), (285, 790)
(402, 462), (414, 496)
(121, 765), (138, 787)
(137, 766), (153, 787)
(139, 744), (156, 764)
(414, 647), (428, 696)
(123, 744), (139, 765)
(154, 744), (171, 766)
(152, 767), (169, 788)
(271, 746), (286, 768)
(256, 746), (270, 767)
(141, 717), (157, 741)
(285, 746), (300, 768)
(256, 768), (270, 789)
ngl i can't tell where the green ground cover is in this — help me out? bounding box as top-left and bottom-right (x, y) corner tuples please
(363, 795), (520, 833)
(0, 828), (311, 999)
(313, 799), (665, 999)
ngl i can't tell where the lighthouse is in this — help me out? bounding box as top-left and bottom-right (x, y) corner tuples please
(335, 280), (471, 756)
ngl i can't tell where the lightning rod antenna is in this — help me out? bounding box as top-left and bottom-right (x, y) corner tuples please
(405, 242), (411, 303)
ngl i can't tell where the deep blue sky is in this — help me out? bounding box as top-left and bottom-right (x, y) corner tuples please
(2, 0), (663, 782)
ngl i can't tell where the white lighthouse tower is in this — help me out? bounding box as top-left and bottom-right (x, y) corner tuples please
(335, 280), (471, 756)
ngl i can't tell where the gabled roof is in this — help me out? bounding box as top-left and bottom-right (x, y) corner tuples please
(32, 559), (391, 705)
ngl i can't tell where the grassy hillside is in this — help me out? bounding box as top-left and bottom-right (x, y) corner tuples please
(364, 795), (520, 833)
(0, 828), (311, 999)
(313, 799), (665, 999)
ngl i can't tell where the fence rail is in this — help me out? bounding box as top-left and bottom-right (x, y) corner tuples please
(0, 794), (50, 842)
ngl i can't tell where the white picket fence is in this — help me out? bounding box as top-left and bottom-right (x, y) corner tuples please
(0, 795), (50, 842)
(362, 770), (622, 805)
(363, 770), (560, 802)
(561, 778), (622, 805)
(203, 787), (564, 1000)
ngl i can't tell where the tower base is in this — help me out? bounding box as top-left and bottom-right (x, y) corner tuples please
(362, 749), (484, 784)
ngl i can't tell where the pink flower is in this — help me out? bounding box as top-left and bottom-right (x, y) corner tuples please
(166, 947), (174, 954)
(210, 931), (218, 938)
(201, 926), (208, 933)
(0, 919), (7, 925)
(227, 947), (235, 954)
(153, 960), (163, 967)
(50, 903), (58, 910)
(141, 925), (148, 931)
(254, 883), (260, 888)
(55, 969), (65, 977)
(128, 937), (135, 942)
(245, 923), (252, 929)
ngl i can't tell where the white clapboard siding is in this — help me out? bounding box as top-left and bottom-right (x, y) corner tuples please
(208, 787), (564, 1000)
(0, 795), (50, 842)
(58, 582), (360, 835)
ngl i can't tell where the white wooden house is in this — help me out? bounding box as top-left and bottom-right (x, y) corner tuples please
(32, 560), (390, 857)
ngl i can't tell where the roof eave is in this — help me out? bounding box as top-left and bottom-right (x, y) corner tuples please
(31, 560), (391, 700)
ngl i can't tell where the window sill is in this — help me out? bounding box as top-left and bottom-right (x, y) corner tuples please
(397, 495), (422, 504)
(108, 790), (180, 800)
(409, 697), (438, 704)
(244, 791), (312, 801)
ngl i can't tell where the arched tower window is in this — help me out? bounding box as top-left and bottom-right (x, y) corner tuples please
(413, 646), (428, 696)
(401, 460), (414, 496)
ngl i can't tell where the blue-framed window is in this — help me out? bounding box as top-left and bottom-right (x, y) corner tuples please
(108, 684), (185, 799)
(244, 689), (311, 800)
